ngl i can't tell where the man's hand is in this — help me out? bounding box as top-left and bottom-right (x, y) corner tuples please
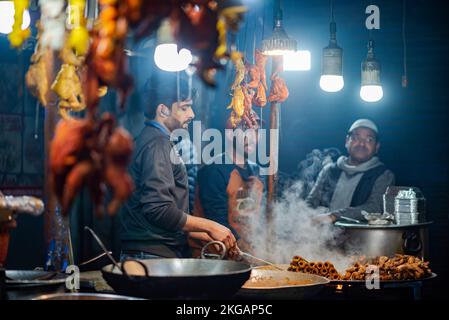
(207, 221), (237, 251)
(183, 215), (237, 253)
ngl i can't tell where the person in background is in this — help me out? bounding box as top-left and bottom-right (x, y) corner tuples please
(190, 111), (264, 255)
(120, 72), (236, 260)
(306, 119), (395, 223)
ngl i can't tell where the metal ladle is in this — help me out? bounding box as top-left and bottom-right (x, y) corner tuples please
(201, 241), (284, 271)
(84, 226), (121, 271)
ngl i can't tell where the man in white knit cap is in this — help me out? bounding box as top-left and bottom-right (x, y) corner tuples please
(306, 119), (395, 223)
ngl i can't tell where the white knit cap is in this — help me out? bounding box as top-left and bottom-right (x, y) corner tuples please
(348, 119), (378, 134)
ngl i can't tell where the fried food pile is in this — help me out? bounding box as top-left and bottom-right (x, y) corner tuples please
(341, 255), (432, 281)
(288, 254), (432, 281)
(288, 256), (341, 280)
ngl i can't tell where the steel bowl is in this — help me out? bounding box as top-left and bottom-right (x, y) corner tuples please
(236, 269), (330, 300)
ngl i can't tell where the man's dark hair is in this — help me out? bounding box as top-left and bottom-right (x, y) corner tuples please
(143, 71), (196, 119)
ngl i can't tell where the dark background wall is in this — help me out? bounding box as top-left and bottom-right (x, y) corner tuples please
(0, 0), (448, 299)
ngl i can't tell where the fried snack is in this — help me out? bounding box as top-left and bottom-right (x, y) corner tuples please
(227, 86), (245, 118)
(51, 37), (87, 119)
(52, 64), (85, 118)
(86, 0), (133, 111)
(230, 52), (245, 90)
(289, 254), (432, 281)
(25, 39), (53, 107)
(253, 50), (268, 107)
(268, 73), (289, 103)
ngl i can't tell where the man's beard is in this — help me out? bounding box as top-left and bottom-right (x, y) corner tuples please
(167, 118), (190, 131)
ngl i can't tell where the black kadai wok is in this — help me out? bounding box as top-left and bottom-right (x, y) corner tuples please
(101, 258), (252, 300)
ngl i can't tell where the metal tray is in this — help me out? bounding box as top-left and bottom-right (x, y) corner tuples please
(236, 269), (330, 300)
(330, 272), (437, 286)
(6, 270), (68, 288)
(335, 221), (433, 229)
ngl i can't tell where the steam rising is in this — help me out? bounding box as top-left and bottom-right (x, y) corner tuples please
(247, 181), (357, 273)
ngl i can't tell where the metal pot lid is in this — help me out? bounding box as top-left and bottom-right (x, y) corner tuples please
(335, 221), (433, 229)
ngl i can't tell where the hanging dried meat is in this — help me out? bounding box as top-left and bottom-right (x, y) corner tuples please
(25, 28), (53, 107)
(85, 0), (133, 111)
(51, 39), (86, 119)
(50, 114), (134, 217)
(226, 52), (246, 126)
(252, 50), (268, 107)
(268, 60), (289, 103)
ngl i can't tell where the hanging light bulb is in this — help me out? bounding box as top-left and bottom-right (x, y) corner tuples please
(0, 1), (31, 35)
(320, 1), (344, 92)
(360, 39), (383, 102)
(261, 0), (297, 56)
(154, 18), (193, 72)
(283, 50), (311, 71)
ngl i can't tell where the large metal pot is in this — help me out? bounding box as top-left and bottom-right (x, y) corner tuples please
(335, 221), (431, 258)
(101, 258), (252, 300)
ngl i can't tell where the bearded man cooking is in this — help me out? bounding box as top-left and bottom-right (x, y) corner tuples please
(120, 72), (236, 260)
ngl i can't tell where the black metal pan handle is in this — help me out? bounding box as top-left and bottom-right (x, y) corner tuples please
(200, 241), (226, 260)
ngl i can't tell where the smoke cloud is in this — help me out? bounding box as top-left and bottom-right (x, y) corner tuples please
(246, 180), (357, 273)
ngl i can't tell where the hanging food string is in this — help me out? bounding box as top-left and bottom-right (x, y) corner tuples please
(8, 0), (31, 48)
(49, 113), (135, 217)
(84, 0), (133, 112)
(51, 37), (87, 120)
(49, 0), (135, 217)
(25, 24), (53, 108)
(253, 49), (268, 107)
(67, 0), (90, 56)
(268, 56), (289, 103)
(227, 51), (246, 127)
(24, 1), (249, 219)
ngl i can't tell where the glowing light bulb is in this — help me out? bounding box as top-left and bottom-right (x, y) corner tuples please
(360, 85), (383, 102)
(283, 50), (311, 71)
(154, 44), (193, 72)
(319, 75), (344, 92)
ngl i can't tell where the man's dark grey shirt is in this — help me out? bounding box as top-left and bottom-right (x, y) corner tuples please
(120, 123), (189, 257)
